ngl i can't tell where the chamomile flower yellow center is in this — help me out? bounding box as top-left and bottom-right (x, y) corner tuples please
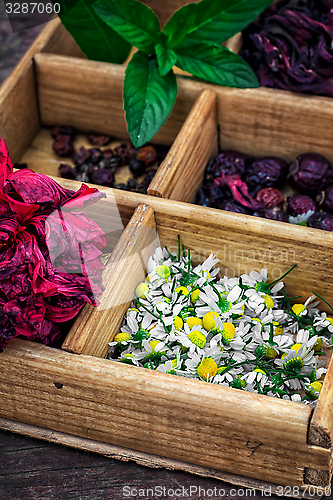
(203, 311), (219, 331)
(173, 316), (183, 330)
(149, 340), (160, 351)
(291, 343), (302, 353)
(114, 332), (131, 343)
(175, 286), (190, 296)
(327, 317), (333, 325)
(310, 381), (322, 392)
(135, 282), (149, 299)
(292, 304), (305, 316)
(265, 347), (278, 359)
(313, 338), (322, 352)
(186, 317), (203, 329)
(221, 322), (235, 342)
(274, 324), (284, 335)
(190, 289), (200, 304)
(188, 330), (206, 348)
(156, 265), (171, 279)
(264, 294), (274, 309)
(305, 381), (323, 399)
(196, 357), (217, 379)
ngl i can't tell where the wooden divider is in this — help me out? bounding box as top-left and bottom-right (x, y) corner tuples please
(148, 88), (218, 201)
(62, 203), (158, 357)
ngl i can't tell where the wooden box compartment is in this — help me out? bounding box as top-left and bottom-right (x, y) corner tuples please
(1, 189), (333, 493)
(0, 44), (214, 195)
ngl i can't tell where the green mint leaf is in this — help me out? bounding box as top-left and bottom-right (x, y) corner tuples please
(93, 0), (161, 54)
(163, 0), (273, 47)
(155, 43), (177, 76)
(175, 42), (259, 88)
(55, 0), (131, 63)
(124, 52), (177, 147)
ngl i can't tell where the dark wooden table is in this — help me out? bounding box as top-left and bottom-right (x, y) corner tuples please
(0, 427), (286, 500)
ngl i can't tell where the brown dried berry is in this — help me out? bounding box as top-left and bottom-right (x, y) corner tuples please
(136, 145), (157, 167)
(103, 149), (114, 160)
(114, 143), (131, 166)
(86, 134), (112, 146)
(52, 135), (74, 157)
(58, 163), (76, 180)
(51, 126), (77, 139)
(72, 146), (91, 165)
(255, 188), (285, 209)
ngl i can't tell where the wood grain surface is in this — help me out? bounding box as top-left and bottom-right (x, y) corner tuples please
(0, 418), (327, 500)
(1, 425), (298, 500)
(0, 339), (330, 488)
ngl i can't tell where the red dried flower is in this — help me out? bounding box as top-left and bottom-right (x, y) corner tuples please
(0, 137), (107, 352)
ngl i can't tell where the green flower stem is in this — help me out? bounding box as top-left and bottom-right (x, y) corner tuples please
(311, 291), (333, 314)
(164, 245), (177, 261)
(268, 264), (297, 288)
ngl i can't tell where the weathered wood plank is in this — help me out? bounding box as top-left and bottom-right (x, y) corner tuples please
(0, 420), (326, 499)
(0, 340), (330, 487)
(34, 53), (333, 164)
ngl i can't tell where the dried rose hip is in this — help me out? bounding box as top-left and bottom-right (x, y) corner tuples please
(288, 153), (333, 195)
(204, 150), (251, 182)
(58, 163), (76, 180)
(114, 143), (132, 166)
(89, 148), (104, 165)
(287, 194), (317, 216)
(307, 212), (333, 231)
(127, 178), (138, 190)
(136, 170), (157, 193)
(87, 134), (112, 146)
(253, 208), (289, 222)
(90, 168), (114, 187)
(136, 145), (157, 167)
(219, 200), (251, 214)
(201, 184), (226, 208)
(244, 157), (288, 193)
(72, 146), (91, 165)
(53, 135), (74, 157)
(51, 126), (77, 139)
(255, 187), (285, 209)
(103, 149), (114, 160)
(319, 184), (333, 214)
(129, 159), (146, 177)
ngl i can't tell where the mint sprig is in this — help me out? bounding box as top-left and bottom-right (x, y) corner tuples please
(80, 0), (275, 146)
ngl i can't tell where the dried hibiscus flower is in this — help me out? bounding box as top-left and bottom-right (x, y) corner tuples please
(0, 137), (107, 352)
(240, 0), (333, 97)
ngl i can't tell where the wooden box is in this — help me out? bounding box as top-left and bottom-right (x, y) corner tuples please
(2, 13), (333, 495)
(1, 186), (333, 494)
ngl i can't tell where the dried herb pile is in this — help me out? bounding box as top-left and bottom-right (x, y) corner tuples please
(51, 127), (168, 194)
(110, 241), (333, 405)
(0, 138), (107, 352)
(240, 0), (333, 96)
(197, 149), (333, 231)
